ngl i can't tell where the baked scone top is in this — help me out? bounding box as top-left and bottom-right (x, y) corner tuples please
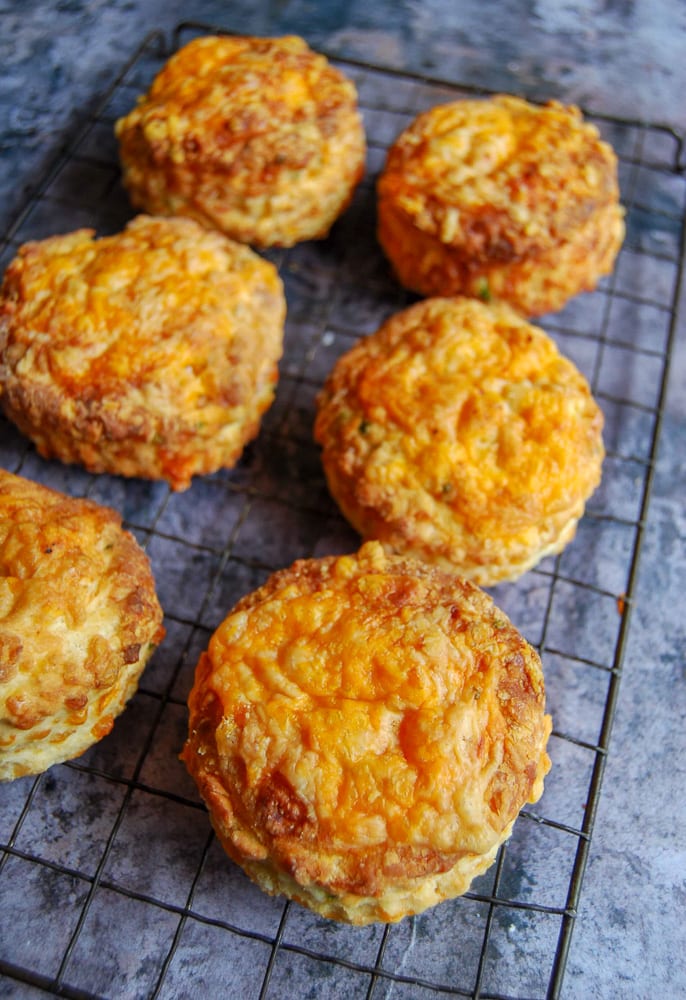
(378, 95), (620, 260)
(115, 35), (366, 246)
(315, 297), (604, 582)
(0, 215), (285, 489)
(184, 542), (551, 897)
(0, 470), (164, 762)
(120, 35), (359, 170)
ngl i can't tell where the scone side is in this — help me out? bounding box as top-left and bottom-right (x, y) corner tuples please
(377, 196), (626, 316)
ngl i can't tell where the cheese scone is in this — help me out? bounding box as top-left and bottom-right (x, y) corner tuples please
(182, 541), (551, 924)
(0, 215), (285, 491)
(377, 95), (624, 316)
(116, 34), (366, 248)
(315, 297), (604, 586)
(0, 469), (164, 781)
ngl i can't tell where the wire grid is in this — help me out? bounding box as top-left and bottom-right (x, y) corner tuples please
(0, 22), (684, 1000)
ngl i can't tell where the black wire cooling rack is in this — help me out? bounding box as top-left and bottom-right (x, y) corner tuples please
(1, 21), (684, 1000)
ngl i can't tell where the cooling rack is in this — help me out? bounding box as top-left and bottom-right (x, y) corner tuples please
(1, 21), (684, 1000)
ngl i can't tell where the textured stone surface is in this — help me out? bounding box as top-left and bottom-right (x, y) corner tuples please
(0, 3), (684, 999)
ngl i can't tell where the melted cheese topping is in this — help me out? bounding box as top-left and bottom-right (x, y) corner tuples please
(379, 95), (621, 259)
(378, 193), (625, 317)
(0, 215), (285, 489)
(116, 35), (366, 246)
(315, 297), (604, 584)
(183, 542), (551, 922)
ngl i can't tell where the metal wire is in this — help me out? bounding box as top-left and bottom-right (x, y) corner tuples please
(0, 24), (684, 1000)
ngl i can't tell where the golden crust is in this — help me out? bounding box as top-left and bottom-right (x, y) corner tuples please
(314, 297), (604, 586)
(379, 198), (625, 318)
(182, 541), (551, 924)
(0, 469), (164, 781)
(377, 95), (624, 315)
(115, 35), (366, 248)
(0, 215), (285, 491)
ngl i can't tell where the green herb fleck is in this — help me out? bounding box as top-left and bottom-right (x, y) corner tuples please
(477, 278), (492, 303)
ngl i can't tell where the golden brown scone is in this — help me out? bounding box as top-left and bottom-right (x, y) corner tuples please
(314, 297), (604, 586)
(0, 215), (285, 491)
(377, 95), (625, 316)
(182, 541), (551, 924)
(115, 34), (366, 248)
(0, 469), (164, 781)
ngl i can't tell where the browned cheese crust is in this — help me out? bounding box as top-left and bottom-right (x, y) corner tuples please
(182, 541), (551, 924)
(115, 34), (366, 247)
(377, 95), (625, 316)
(0, 215), (285, 490)
(314, 297), (604, 586)
(0, 469), (164, 781)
